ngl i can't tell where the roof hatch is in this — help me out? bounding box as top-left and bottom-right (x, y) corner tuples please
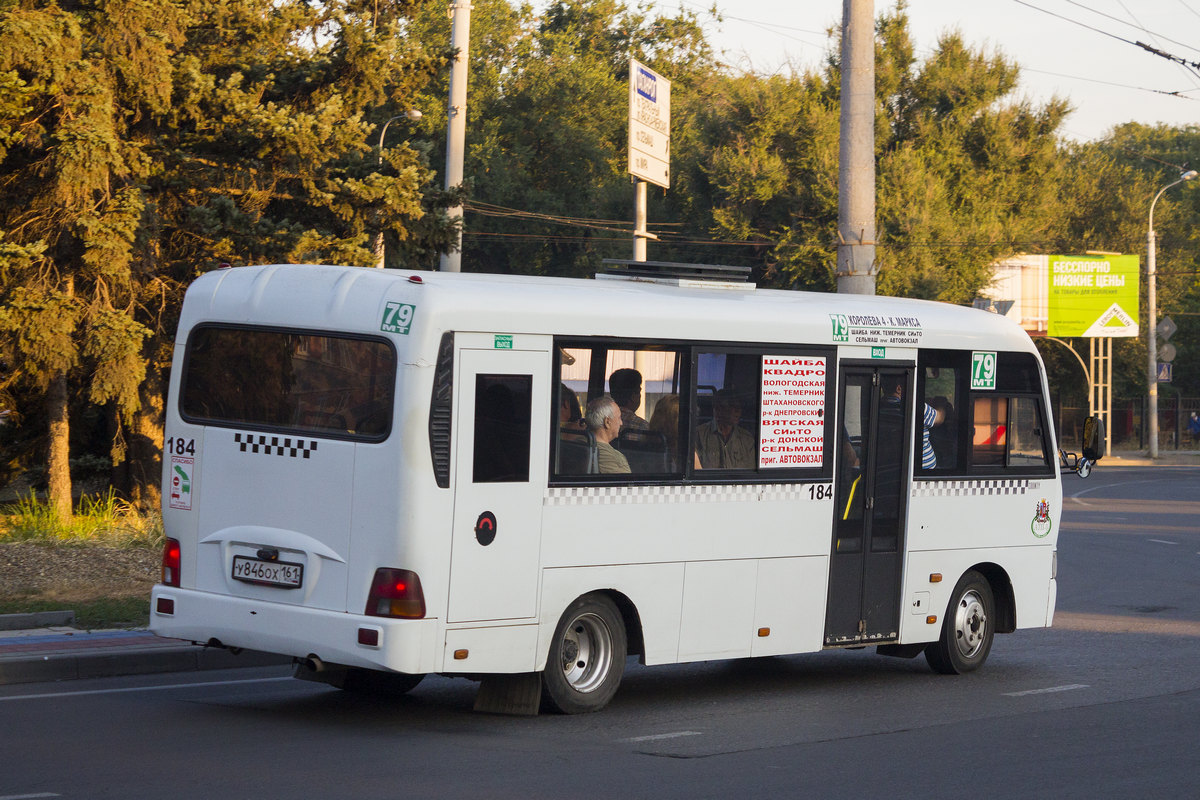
(596, 259), (755, 291)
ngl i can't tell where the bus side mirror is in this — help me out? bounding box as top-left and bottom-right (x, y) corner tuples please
(1082, 415), (1105, 462)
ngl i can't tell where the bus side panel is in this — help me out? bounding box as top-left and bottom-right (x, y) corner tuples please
(678, 560), (758, 661)
(751, 556), (829, 657)
(537, 563), (685, 669)
(161, 343), (201, 586)
(907, 478), (1061, 553)
(443, 624), (540, 673)
(540, 489), (832, 567)
(899, 545), (1055, 644)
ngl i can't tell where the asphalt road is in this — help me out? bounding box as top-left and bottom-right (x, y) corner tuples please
(1, 466), (1197, 800)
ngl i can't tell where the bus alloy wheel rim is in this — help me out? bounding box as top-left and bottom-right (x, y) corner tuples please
(561, 612), (612, 693)
(954, 590), (987, 659)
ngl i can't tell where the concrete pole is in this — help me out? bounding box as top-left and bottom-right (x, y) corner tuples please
(1147, 224), (1158, 458)
(1146, 169), (1197, 457)
(836, 0), (876, 295)
(440, 1), (471, 273)
(633, 180), (648, 261)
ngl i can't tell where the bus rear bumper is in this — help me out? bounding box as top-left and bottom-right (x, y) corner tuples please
(149, 585), (440, 674)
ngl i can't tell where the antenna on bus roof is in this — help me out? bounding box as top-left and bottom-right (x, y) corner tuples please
(596, 259), (755, 291)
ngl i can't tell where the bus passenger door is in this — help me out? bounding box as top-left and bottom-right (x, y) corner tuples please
(448, 347), (551, 623)
(824, 366), (912, 646)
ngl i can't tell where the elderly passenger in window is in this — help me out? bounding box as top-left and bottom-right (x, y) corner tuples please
(585, 395), (631, 474)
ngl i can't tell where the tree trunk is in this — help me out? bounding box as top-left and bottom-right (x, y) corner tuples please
(126, 363), (164, 512)
(46, 371), (72, 518)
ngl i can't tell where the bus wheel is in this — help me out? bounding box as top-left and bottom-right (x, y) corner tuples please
(926, 570), (994, 675)
(543, 594), (626, 714)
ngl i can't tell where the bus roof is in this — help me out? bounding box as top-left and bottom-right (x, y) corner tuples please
(179, 264), (1036, 354)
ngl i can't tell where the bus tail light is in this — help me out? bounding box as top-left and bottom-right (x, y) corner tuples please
(365, 568), (425, 619)
(162, 538), (181, 587)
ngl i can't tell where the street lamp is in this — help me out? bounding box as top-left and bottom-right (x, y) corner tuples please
(1146, 168), (1197, 457)
(373, 109), (423, 269)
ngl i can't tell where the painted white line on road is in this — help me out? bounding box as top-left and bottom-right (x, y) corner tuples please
(624, 731), (703, 742)
(0, 676), (291, 703)
(1148, 539), (1178, 545)
(1003, 684), (1089, 697)
(1068, 478), (1163, 501)
(0, 794), (61, 799)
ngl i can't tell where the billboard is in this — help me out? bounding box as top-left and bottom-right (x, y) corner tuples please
(1047, 254), (1140, 337)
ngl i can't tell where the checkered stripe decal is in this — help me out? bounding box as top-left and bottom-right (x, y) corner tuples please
(911, 479), (1033, 498)
(234, 432), (318, 459)
(546, 483), (816, 506)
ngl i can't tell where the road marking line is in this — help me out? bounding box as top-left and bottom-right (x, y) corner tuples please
(1148, 539), (1178, 545)
(0, 676), (291, 703)
(1004, 684), (1089, 697)
(0, 794), (61, 799)
(624, 731), (703, 742)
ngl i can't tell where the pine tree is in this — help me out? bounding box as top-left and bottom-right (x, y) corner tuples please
(0, 0), (450, 510)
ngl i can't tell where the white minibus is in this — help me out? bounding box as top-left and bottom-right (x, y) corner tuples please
(151, 262), (1087, 713)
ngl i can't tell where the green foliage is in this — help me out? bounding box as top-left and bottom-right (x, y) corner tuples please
(0, 0), (453, 494)
(1, 488), (163, 547)
(84, 308), (150, 413)
(0, 0), (1198, 494)
(410, 0), (715, 276)
(0, 287), (80, 387)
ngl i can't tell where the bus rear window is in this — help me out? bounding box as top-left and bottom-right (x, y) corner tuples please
(180, 326), (396, 440)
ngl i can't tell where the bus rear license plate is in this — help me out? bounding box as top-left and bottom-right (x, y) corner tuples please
(232, 556), (303, 589)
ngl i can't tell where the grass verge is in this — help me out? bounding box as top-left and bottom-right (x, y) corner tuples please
(1, 491), (162, 628)
(1, 489), (163, 547)
(0, 596), (150, 629)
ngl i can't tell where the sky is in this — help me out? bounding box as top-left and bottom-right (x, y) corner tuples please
(650, 0), (1200, 142)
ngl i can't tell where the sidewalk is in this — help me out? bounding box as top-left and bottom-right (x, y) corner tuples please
(1100, 449), (1200, 467)
(0, 614), (289, 686)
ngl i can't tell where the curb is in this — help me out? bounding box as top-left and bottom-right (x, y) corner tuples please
(0, 611), (76, 631)
(0, 631), (291, 686)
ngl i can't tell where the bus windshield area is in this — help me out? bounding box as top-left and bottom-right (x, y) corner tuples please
(180, 325), (396, 440)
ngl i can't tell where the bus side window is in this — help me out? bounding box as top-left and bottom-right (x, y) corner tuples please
(971, 396), (1008, 467)
(552, 342), (685, 479)
(920, 364), (960, 471)
(966, 352), (1053, 473)
(473, 374), (532, 483)
(693, 352), (758, 471)
(1008, 397), (1049, 467)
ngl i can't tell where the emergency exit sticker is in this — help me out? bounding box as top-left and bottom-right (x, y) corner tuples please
(380, 302), (416, 334)
(971, 351), (997, 390)
(494, 335), (513, 349)
(169, 456), (193, 511)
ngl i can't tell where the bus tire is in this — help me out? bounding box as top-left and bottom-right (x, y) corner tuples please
(542, 594), (626, 714)
(926, 570), (994, 675)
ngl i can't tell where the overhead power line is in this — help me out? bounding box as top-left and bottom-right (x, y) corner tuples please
(1012, 0), (1200, 79)
(1061, 0), (1200, 56)
(1022, 65), (1200, 100)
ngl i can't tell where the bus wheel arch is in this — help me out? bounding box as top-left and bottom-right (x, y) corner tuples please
(541, 592), (630, 714)
(925, 568), (998, 675)
(969, 561), (1016, 634)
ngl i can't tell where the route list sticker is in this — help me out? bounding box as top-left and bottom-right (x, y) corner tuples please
(759, 355), (826, 468)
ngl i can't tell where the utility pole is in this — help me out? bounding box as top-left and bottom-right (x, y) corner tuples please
(836, 0), (875, 295)
(1146, 169), (1198, 457)
(633, 180), (649, 261)
(440, 1), (471, 273)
